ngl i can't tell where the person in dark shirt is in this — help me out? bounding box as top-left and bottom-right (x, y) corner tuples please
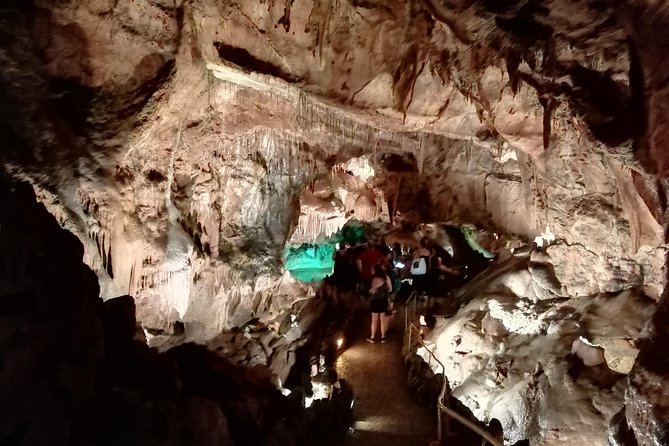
(332, 242), (350, 289)
(429, 245), (460, 296)
(367, 264), (392, 343)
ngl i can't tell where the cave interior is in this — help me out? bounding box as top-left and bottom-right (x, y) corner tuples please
(1, 0), (669, 445)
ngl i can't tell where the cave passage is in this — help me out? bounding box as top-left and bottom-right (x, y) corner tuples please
(3, 0), (669, 444)
(321, 226), (497, 445)
(335, 302), (435, 446)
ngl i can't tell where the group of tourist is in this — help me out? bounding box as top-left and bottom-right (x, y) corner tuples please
(330, 237), (461, 343)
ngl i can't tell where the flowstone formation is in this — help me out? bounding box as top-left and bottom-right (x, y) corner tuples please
(417, 250), (656, 445)
(1, 0), (669, 443)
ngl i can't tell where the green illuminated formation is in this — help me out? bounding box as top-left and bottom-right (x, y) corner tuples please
(283, 219), (371, 283)
(461, 226), (495, 259)
(283, 242), (336, 283)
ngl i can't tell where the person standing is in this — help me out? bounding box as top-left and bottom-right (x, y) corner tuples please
(429, 245), (460, 297)
(332, 242), (350, 289)
(385, 256), (402, 331)
(410, 238), (430, 297)
(367, 264), (392, 343)
(356, 241), (383, 298)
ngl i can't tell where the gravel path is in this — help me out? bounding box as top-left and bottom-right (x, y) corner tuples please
(336, 306), (436, 446)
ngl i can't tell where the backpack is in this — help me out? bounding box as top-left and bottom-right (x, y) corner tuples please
(410, 257), (427, 275)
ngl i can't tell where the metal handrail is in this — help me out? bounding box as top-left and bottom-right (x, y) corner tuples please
(438, 401), (504, 446)
(405, 306), (503, 446)
(407, 321), (448, 441)
(404, 290), (418, 343)
(404, 289), (426, 346)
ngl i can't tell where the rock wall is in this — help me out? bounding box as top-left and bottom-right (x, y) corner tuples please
(0, 177), (353, 446)
(1, 1), (426, 339)
(418, 252), (655, 445)
(2, 1), (669, 442)
(2, 0), (665, 338)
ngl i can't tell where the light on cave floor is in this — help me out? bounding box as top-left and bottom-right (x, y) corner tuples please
(337, 337), (344, 349)
(351, 416), (401, 434)
(579, 336), (599, 347)
(303, 381), (331, 409)
(419, 315), (427, 326)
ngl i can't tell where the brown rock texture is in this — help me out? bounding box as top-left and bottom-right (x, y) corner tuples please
(0, 177), (354, 446)
(2, 0), (669, 443)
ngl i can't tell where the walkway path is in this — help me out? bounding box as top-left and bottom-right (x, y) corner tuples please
(336, 306), (436, 446)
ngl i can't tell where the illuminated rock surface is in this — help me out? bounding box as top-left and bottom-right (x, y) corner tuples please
(1, 0), (669, 444)
(419, 253), (655, 445)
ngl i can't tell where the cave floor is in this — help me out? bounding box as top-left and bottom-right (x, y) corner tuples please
(335, 303), (436, 446)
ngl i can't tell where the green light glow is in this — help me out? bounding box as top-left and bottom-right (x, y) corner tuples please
(283, 242), (335, 283)
(283, 219), (371, 283)
(461, 226), (496, 259)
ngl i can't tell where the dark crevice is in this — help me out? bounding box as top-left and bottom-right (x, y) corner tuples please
(278, 0), (295, 32)
(47, 78), (96, 137)
(495, 3), (553, 46)
(566, 63), (632, 146)
(214, 42), (298, 83)
(628, 39), (647, 160)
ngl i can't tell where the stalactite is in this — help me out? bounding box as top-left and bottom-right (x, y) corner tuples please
(540, 96), (554, 150)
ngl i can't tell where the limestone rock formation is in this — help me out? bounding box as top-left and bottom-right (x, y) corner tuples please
(2, 0), (665, 337)
(2, 0), (669, 443)
(0, 177), (352, 446)
(418, 254), (655, 445)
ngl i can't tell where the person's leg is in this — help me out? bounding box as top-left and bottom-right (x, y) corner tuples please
(380, 313), (388, 340)
(359, 277), (369, 301)
(369, 312), (379, 341)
